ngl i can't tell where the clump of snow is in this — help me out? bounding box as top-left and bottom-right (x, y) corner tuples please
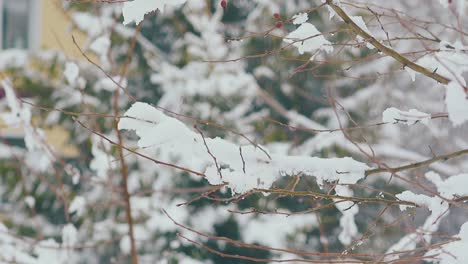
(35, 239), (61, 263)
(438, 0), (449, 8)
(90, 135), (114, 181)
(120, 235), (131, 255)
(283, 23), (333, 55)
(64, 62), (79, 85)
(292, 13), (308, 25)
(24, 196), (35, 208)
(122, 0), (187, 25)
(253, 66), (275, 78)
(334, 185), (359, 245)
(405, 67), (417, 82)
(119, 102), (368, 245)
(240, 213), (317, 248)
(425, 171), (468, 199)
(119, 102), (369, 194)
(69, 196), (86, 217)
(0, 49), (28, 70)
(382, 107), (431, 125)
(72, 12), (113, 38)
(89, 35), (111, 56)
(349, 16), (374, 50)
(394, 191), (449, 245)
(415, 44), (468, 126)
(445, 82), (468, 126)
(426, 221), (468, 264)
(62, 224), (78, 248)
(94, 76), (127, 92)
(349, 16), (371, 35)
(386, 189), (451, 261)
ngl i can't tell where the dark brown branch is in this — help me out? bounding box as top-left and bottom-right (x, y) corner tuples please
(365, 148), (468, 176)
(194, 125), (223, 179)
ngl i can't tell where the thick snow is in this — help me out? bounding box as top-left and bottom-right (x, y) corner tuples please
(119, 102), (369, 194)
(445, 82), (468, 126)
(425, 221), (468, 264)
(69, 196), (86, 217)
(292, 13), (308, 25)
(89, 35), (111, 56)
(122, 0), (187, 25)
(382, 107), (431, 125)
(64, 62), (79, 85)
(349, 16), (374, 49)
(119, 102), (369, 245)
(283, 23), (333, 55)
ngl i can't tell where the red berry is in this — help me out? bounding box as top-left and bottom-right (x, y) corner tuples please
(273, 13), (281, 20)
(221, 0), (227, 9)
(275, 21), (283, 28)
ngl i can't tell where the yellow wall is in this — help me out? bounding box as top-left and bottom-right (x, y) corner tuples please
(39, 0), (90, 60)
(0, 0), (89, 158)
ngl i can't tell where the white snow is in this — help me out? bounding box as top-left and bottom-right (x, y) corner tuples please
(445, 82), (468, 126)
(426, 221), (468, 264)
(382, 107), (431, 125)
(90, 35), (111, 56)
(0, 49), (28, 70)
(69, 196), (86, 217)
(283, 23), (333, 55)
(394, 190), (449, 247)
(119, 102), (369, 194)
(90, 135), (114, 181)
(24, 196), (35, 208)
(119, 235), (131, 255)
(0, 79), (54, 172)
(64, 62), (79, 85)
(62, 224), (78, 248)
(122, 0), (187, 25)
(349, 16), (374, 49)
(292, 13), (308, 25)
(425, 171), (468, 199)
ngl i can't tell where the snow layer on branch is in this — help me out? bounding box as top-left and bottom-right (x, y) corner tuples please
(0, 49), (28, 70)
(119, 102), (368, 246)
(382, 107), (431, 125)
(386, 190), (449, 261)
(445, 82), (468, 126)
(119, 102), (368, 194)
(90, 135), (115, 181)
(89, 35), (111, 56)
(69, 196), (86, 217)
(72, 12), (113, 38)
(292, 13), (308, 25)
(416, 44), (468, 125)
(349, 16), (374, 49)
(122, 0), (187, 25)
(239, 213), (317, 248)
(283, 23), (333, 55)
(425, 171), (468, 199)
(0, 223), (38, 263)
(64, 62), (79, 85)
(425, 221), (468, 264)
(334, 185), (359, 245)
(392, 190), (449, 252)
